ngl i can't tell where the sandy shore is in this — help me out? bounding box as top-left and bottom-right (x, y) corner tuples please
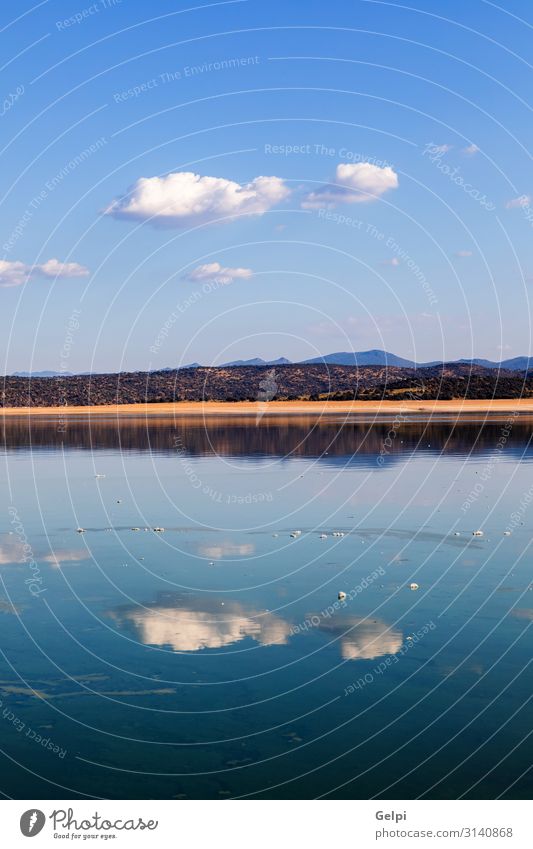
(0, 399), (531, 418)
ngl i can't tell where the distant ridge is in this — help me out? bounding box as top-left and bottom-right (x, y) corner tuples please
(301, 349), (417, 368)
(12, 370), (74, 378)
(452, 356), (533, 371)
(8, 350), (533, 376)
(219, 357), (292, 367)
(161, 362), (201, 371)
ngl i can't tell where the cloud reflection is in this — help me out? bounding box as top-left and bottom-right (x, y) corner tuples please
(512, 609), (533, 621)
(107, 594), (290, 652)
(108, 592), (401, 661)
(319, 617), (403, 660)
(43, 549), (90, 568)
(198, 541), (255, 559)
(0, 534), (89, 568)
(0, 536), (27, 565)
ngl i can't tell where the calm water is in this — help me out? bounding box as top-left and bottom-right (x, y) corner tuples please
(1, 414), (532, 799)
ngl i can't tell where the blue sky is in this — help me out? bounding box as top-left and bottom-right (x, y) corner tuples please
(1, 0), (533, 372)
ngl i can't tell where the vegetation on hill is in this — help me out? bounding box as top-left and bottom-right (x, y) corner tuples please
(1, 363), (531, 407)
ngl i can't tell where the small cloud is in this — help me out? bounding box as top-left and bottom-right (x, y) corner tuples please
(380, 257), (400, 266)
(0, 258), (89, 288)
(37, 259), (89, 279)
(0, 261), (29, 287)
(302, 162), (399, 209)
(105, 171), (290, 228)
(506, 194), (531, 209)
(455, 250), (473, 257)
(184, 262), (253, 285)
(462, 144), (479, 155)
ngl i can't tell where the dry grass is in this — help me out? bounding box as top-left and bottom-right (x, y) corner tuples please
(1, 399), (531, 418)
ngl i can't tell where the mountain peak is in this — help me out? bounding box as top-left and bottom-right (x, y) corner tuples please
(300, 350), (417, 368)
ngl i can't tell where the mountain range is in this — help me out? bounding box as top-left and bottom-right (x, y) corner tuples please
(9, 349), (533, 376)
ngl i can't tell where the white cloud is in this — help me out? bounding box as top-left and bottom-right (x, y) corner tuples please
(455, 250), (473, 257)
(380, 257), (400, 266)
(302, 162), (399, 209)
(0, 261), (30, 287)
(462, 144), (479, 155)
(0, 258), (89, 288)
(185, 261), (253, 285)
(105, 171), (290, 227)
(37, 259), (89, 279)
(506, 194), (531, 209)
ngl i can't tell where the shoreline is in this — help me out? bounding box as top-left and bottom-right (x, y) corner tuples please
(0, 399), (531, 418)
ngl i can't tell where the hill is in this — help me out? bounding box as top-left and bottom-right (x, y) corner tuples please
(1, 362), (531, 407)
(302, 349), (418, 368)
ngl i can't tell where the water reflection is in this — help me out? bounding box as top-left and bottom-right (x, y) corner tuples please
(319, 617), (403, 660)
(43, 550), (90, 568)
(107, 594), (291, 651)
(512, 609), (533, 621)
(0, 534), (88, 567)
(3, 416), (533, 465)
(0, 536), (29, 565)
(197, 541), (255, 559)
(107, 593), (402, 661)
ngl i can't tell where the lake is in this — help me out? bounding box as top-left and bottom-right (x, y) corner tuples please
(0, 413), (532, 799)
